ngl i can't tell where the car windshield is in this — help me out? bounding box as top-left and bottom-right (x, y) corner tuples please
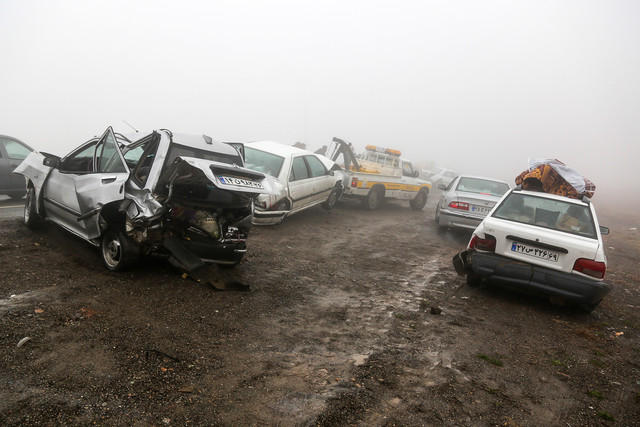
(492, 193), (597, 238)
(244, 147), (285, 177)
(455, 177), (509, 197)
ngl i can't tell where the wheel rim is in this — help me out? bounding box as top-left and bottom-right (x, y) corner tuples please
(103, 235), (122, 268)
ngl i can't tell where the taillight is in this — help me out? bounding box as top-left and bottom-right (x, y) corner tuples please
(449, 201), (469, 210)
(573, 258), (606, 279)
(351, 177), (359, 188)
(469, 234), (496, 252)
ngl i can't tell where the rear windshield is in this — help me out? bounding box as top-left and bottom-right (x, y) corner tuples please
(492, 193), (597, 238)
(456, 177), (509, 197)
(244, 147), (285, 177)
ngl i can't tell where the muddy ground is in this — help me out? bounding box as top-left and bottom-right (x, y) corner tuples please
(0, 194), (639, 426)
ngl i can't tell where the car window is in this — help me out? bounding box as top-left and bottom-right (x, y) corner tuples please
(60, 140), (99, 173)
(290, 156), (309, 182)
(305, 155), (327, 178)
(492, 193), (596, 238)
(456, 177), (509, 197)
(244, 147), (284, 177)
(402, 162), (414, 177)
(125, 134), (160, 186)
(2, 138), (31, 160)
(97, 131), (127, 173)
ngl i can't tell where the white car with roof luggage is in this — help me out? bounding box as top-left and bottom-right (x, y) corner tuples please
(453, 187), (611, 311)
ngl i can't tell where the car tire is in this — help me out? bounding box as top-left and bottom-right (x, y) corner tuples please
(322, 186), (341, 210)
(101, 229), (140, 272)
(24, 187), (43, 229)
(409, 189), (428, 211)
(466, 271), (482, 287)
(362, 187), (382, 210)
(435, 205), (446, 231)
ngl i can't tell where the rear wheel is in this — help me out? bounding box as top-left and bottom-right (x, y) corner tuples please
(466, 271), (482, 287)
(24, 187), (42, 229)
(101, 229), (140, 272)
(362, 187), (382, 210)
(409, 189), (428, 211)
(435, 205), (446, 231)
(581, 300), (601, 313)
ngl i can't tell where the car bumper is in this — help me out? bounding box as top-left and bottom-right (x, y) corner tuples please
(439, 210), (484, 230)
(251, 208), (288, 225)
(467, 251), (612, 305)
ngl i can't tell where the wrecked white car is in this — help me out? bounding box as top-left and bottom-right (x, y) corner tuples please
(244, 141), (344, 225)
(15, 127), (277, 272)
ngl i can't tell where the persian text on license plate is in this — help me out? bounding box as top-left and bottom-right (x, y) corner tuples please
(511, 241), (559, 262)
(471, 205), (492, 214)
(218, 176), (263, 189)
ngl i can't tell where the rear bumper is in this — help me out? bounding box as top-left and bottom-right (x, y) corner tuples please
(467, 251), (612, 305)
(439, 209), (484, 230)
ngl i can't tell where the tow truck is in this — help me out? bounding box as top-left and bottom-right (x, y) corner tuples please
(327, 137), (431, 210)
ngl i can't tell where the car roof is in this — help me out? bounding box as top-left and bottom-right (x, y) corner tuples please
(510, 188), (591, 206)
(246, 140), (312, 157)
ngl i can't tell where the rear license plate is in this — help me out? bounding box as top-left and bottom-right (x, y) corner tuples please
(471, 205), (492, 214)
(511, 241), (559, 262)
(218, 175), (263, 189)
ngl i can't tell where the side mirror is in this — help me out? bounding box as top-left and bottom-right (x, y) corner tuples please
(43, 157), (60, 168)
(599, 226), (610, 236)
(413, 170), (419, 177)
(438, 184), (447, 190)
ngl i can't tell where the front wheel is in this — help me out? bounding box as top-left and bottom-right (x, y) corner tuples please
(409, 189), (428, 211)
(101, 229), (140, 272)
(322, 186), (341, 210)
(362, 187), (382, 210)
(24, 187), (43, 229)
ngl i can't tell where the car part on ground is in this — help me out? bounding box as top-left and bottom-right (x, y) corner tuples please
(327, 137), (431, 211)
(436, 175), (510, 231)
(452, 188), (611, 311)
(15, 127), (278, 278)
(244, 141), (344, 225)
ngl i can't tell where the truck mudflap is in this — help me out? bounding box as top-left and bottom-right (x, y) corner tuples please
(452, 250), (469, 276)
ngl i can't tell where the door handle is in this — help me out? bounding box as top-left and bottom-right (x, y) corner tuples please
(101, 177), (117, 184)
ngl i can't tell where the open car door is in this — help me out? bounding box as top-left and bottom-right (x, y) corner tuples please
(43, 127), (130, 240)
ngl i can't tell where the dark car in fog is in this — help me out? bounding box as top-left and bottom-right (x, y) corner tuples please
(0, 134), (34, 199)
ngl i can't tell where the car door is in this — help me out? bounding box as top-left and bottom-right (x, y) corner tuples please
(43, 127), (130, 240)
(287, 155), (315, 210)
(0, 136), (32, 193)
(303, 155), (334, 203)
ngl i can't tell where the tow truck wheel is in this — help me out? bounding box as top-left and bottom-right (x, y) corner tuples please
(409, 189), (428, 211)
(362, 187), (382, 210)
(101, 229), (140, 272)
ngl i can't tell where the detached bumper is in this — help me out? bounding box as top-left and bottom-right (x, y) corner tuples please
(459, 251), (612, 306)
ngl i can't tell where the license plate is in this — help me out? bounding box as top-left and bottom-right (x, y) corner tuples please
(471, 205), (492, 214)
(218, 175), (263, 189)
(511, 241), (559, 262)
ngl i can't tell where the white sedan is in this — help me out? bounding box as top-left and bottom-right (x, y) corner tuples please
(453, 188), (611, 311)
(244, 141), (344, 225)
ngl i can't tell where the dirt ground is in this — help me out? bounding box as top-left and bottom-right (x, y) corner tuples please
(1, 193), (639, 426)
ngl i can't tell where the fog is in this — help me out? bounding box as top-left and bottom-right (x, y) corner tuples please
(2, 0), (638, 209)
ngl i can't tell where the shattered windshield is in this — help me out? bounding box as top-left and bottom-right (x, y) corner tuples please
(244, 147), (285, 177)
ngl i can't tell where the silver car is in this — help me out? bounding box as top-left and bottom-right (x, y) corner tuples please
(0, 134), (34, 199)
(15, 127), (277, 271)
(435, 175), (510, 231)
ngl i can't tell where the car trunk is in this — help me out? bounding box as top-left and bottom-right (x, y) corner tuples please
(454, 191), (502, 220)
(485, 216), (600, 273)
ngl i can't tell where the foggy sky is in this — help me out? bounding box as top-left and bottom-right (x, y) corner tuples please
(1, 0), (638, 206)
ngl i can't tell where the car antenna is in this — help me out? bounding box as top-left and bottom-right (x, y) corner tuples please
(123, 120), (139, 133)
